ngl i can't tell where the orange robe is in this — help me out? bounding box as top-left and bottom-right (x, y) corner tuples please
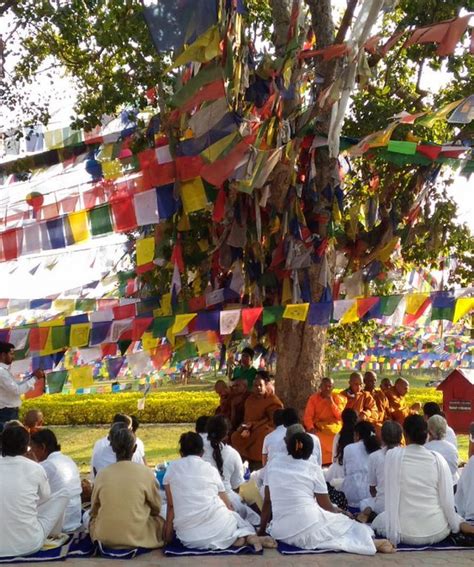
(303, 393), (344, 465)
(230, 393), (283, 462)
(340, 390), (377, 422)
(385, 387), (411, 425)
(369, 389), (390, 435)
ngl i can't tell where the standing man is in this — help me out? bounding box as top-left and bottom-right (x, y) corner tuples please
(231, 347), (257, 390)
(340, 371), (377, 422)
(363, 371), (389, 435)
(0, 341), (44, 429)
(303, 377), (344, 465)
(385, 377), (420, 425)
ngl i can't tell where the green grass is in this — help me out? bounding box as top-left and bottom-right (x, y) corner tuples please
(54, 424), (469, 474)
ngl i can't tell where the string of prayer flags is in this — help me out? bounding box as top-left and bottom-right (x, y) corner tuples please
(283, 303), (310, 321)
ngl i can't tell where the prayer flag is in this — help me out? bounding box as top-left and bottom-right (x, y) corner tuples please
(173, 341), (198, 363)
(89, 204), (113, 236)
(195, 331), (219, 356)
(448, 95), (474, 124)
(29, 327), (50, 352)
(172, 313), (197, 335)
(2, 229), (20, 260)
(47, 370), (67, 394)
(156, 184), (178, 219)
(180, 177), (208, 213)
(69, 365), (94, 390)
(262, 306), (284, 325)
(242, 307), (263, 334)
(169, 25), (221, 69)
(405, 15), (471, 56)
(51, 326), (70, 350)
(308, 302), (332, 326)
(90, 322), (112, 345)
(134, 190), (160, 226)
(106, 357), (124, 379)
(152, 316), (174, 338)
(356, 297), (380, 318)
(195, 311), (220, 331)
(111, 195), (138, 232)
(9, 328), (29, 350)
(136, 237), (155, 271)
(283, 303), (310, 322)
(46, 218), (67, 249)
(141, 332), (159, 351)
(431, 292), (455, 321)
(387, 140), (417, 155)
(67, 211), (90, 243)
(188, 97), (228, 138)
(113, 304), (136, 320)
(24, 378), (45, 400)
(453, 297), (474, 323)
(152, 344), (172, 370)
(418, 99), (464, 128)
(70, 323), (91, 347)
(132, 317), (153, 341)
(404, 293), (431, 324)
(220, 309), (241, 335)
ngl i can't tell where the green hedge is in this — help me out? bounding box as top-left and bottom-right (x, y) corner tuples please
(20, 392), (219, 425)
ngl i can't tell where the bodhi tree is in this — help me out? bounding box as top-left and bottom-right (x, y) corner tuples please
(1, 0), (472, 411)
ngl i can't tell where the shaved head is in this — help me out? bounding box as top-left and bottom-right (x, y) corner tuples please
(349, 372), (363, 394)
(394, 377), (409, 396)
(363, 371), (377, 391)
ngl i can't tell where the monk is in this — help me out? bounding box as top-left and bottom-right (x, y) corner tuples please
(385, 378), (421, 425)
(303, 378), (344, 465)
(214, 380), (231, 419)
(340, 372), (376, 422)
(380, 378), (392, 394)
(229, 379), (249, 433)
(231, 371), (283, 468)
(363, 372), (389, 435)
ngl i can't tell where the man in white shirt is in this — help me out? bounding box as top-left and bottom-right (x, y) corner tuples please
(261, 409), (285, 465)
(91, 414), (144, 478)
(0, 341), (44, 429)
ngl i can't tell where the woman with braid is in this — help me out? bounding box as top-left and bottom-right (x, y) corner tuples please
(203, 415), (260, 525)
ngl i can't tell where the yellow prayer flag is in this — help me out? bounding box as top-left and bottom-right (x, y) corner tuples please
(405, 293), (429, 315)
(195, 332), (219, 356)
(52, 299), (75, 315)
(418, 99), (464, 128)
(201, 131), (239, 163)
(453, 298), (474, 323)
(68, 210), (90, 243)
(169, 25), (221, 69)
(69, 366), (94, 390)
(172, 313), (197, 335)
(282, 277), (292, 305)
(154, 292), (172, 317)
(101, 159), (122, 180)
(142, 332), (159, 352)
(283, 303), (310, 321)
(70, 323), (91, 348)
(180, 177), (208, 214)
(136, 237), (155, 266)
(340, 302), (359, 324)
(374, 237), (399, 263)
(39, 318), (65, 327)
(40, 328), (55, 356)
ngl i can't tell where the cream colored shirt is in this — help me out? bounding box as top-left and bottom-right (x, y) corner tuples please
(0, 363), (36, 408)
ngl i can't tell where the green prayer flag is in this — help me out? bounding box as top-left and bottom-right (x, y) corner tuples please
(152, 316), (174, 338)
(75, 299), (96, 312)
(170, 63), (223, 109)
(47, 370), (68, 394)
(89, 204), (113, 236)
(51, 326), (70, 350)
(262, 306), (284, 325)
(431, 305), (455, 321)
(172, 341), (198, 363)
(387, 140), (417, 155)
(379, 295), (402, 316)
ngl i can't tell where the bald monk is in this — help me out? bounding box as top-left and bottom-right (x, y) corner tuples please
(363, 372), (389, 434)
(303, 378), (344, 465)
(380, 377), (392, 394)
(385, 378), (421, 425)
(340, 372), (376, 422)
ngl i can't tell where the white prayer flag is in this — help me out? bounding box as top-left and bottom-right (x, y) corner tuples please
(220, 309), (241, 335)
(134, 189), (160, 226)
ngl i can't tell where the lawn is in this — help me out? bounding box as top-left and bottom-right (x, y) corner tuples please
(54, 424), (469, 474)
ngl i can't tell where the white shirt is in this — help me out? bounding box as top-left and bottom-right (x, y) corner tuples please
(202, 438), (244, 493)
(91, 435), (144, 478)
(445, 426), (457, 448)
(41, 452), (82, 532)
(425, 439), (459, 484)
(262, 425), (286, 461)
(367, 448), (388, 514)
(455, 456), (474, 521)
(0, 363), (36, 409)
(342, 441), (370, 507)
(0, 455), (50, 557)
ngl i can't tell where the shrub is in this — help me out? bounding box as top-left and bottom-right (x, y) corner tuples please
(21, 391), (219, 425)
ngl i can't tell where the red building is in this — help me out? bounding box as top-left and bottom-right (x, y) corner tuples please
(437, 368), (474, 433)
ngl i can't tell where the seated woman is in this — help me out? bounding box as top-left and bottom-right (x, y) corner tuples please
(259, 431), (394, 554)
(342, 421), (380, 509)
(30, 429), (82, 533)
(203, 415), (260, 525)
(0, 426), (69, 558)
(325, 408), (357, 483)
(163, 432), (274, 551)
(89, 427), (164, 549)
(358, 421), (403, 523)
(425, 415), (459, 485)
(230, 371), (283, 468)
(372, 415), (474, 546)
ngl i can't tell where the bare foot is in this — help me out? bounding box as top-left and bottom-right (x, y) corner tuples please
(246, 535), (263, 552)
(357, 507), (373, 524)
(374, 539), (396, 553)
(259, 535), (277, 548)
(233, 537), (246, 547)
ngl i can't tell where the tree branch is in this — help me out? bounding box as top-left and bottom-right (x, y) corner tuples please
(334, 0), (358, 45)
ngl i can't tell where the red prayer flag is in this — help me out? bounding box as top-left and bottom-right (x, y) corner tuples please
(113, 304), (136, 320)
(181, 80), (226, 113)
(132, 317), (153, 341)
(405, 15), (471, 56)
(417, 145), (442, 161)
(2, 228), (20, 261)
(201, 135), (256, 187)
(101, 343), (118, 356)
(111, 195), (138, 232)
(356, 297), (379, 318)
(171, 243), (185, 273)
(212, 188), (226, 222)
(152, 344), (172, 370)
(188, 295), (207, 311)
(242, 307), (263, 334)
(29, 327), (49, 351)
(24, 378), (45, 400)
(175, 156), (204, 181)
(404, 297), (431, 325)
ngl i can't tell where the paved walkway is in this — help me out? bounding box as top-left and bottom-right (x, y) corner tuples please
(19, 548), (474, 566)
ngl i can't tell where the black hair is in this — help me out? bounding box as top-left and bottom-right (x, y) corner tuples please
(110, 427), (136, 461)
(355, 421), (380, 454)
(180, 431), (204, 457)
(195, 415), (210, 434)
(423, 402), (442, 418)
(335, 408), (357, 465)
(255, 370), (271, 383)
(0, 341), (15, 354)
(206, 415), (229, 477)
(381, 420), (403, 449)
(130, 415), (139, 433)
(241, 347), (255, 358)
(404, 414), (428, 445)
(31, 428), (61, 454)
(112, 413), (132, 427)
(1, 426), (29, 457)
(282, 408), (299, 427)
(287, 432), (314, 460)
(273, 409), (285, 427)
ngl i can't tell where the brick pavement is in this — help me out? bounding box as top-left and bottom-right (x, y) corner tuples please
(17, 548), (474, 567)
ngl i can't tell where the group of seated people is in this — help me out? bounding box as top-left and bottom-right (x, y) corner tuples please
(1, 367), (474, 558)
